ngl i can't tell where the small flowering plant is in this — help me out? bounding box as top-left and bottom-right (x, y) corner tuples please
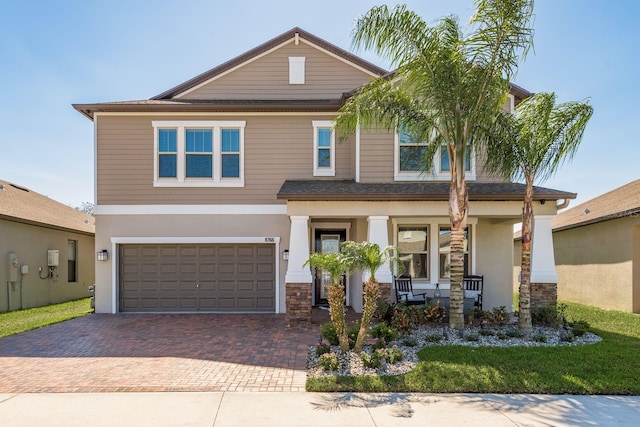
(318, 352), (340, 371)
(375, 345), (403, 364)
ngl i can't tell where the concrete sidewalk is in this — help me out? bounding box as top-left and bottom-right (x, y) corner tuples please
(1, 392), (638, 426)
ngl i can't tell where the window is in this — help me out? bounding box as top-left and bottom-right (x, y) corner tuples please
(158, 129), (177, 178)
(397, 226), (428, 280)
(312, 121), (335, 176)
(68, 240), (77, 283)
(152, 121), (245, 187)
(185, 129), (212, 178)
(221, 129), (240, 178)
(438, 226), (470, 280)
(439, 146), (471, 172)
(394, 126), (475, 181)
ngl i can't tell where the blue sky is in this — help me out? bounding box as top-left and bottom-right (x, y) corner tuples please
(0, 0), (637, 208)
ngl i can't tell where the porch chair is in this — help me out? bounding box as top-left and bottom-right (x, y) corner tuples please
(463, 275), (484, 311)
(394, 275), (431, 306)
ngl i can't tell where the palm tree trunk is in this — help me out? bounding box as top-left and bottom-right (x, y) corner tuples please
(328, 281), (349, 352)
(354, 279), (381, 352)
(449, 159), (468, 330)
(519, 174), (534, 331)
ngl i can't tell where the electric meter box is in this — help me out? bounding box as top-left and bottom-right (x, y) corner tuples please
(48, 250), (59, 267)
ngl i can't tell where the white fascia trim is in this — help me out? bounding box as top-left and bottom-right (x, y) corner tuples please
(95, 204), (288, 215)
(111, 236), (280, 244)
(300, 39), (381, 78)
(94, 112), (338, 117)
(175, 39), (294, 98)
(94, 115), (98, 205)
(507, 94), (515, 113)
(355, 121), (361, 183)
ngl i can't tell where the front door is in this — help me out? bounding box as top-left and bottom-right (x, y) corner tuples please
(314, 229), (347, 306)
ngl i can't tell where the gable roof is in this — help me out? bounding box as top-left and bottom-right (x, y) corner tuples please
(0, 179), (94, 235)
(552, 179), (640, 232)
(278, 180), (576, 202)
(152, 27), (389, 100)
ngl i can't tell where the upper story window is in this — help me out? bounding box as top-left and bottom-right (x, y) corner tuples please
(394, 126), (476, 181)
(312, 121), (335, 176)
(152, 121), (246, 187)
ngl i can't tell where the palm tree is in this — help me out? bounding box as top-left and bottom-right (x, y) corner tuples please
(334, 1), (534, 329)
(304, 252), (354, 352)
(486, 92), (592, 330)
(341, 241), (400, 352)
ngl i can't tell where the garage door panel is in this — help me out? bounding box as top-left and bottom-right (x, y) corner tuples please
(120, 244), (275, 312)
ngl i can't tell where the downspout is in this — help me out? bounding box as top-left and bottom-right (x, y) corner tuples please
(555, 198), (570, 210)
(6, 281), (11, 312)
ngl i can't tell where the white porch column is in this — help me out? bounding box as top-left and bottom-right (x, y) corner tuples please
(365, 215), (393, 284)
(285, 215), (312, 283)
(530, 215), (558, 283)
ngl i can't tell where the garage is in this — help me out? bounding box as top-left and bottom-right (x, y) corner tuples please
(119, 244), (275, 312)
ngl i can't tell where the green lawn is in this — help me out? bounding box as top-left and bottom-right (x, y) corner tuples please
(0, 298), (93, 338)
(307, 302), (640, 394)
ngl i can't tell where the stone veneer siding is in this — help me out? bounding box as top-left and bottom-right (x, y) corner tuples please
(530, 282), (558, 309)
(285, 282), (312, 325)
(378, 282), (392, 304)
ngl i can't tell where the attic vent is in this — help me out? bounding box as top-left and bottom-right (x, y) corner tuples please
(289, 57), (305, 84)
(9, 183), (29, 192)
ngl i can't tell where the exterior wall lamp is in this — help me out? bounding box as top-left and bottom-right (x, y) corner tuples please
(97, 250), (109, 261)
(282, 249), (289, 261)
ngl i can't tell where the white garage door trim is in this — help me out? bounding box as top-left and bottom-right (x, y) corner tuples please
(110, 237), (280, 314)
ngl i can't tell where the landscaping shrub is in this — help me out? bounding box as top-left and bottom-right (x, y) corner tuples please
(372, 337), (387, 349)
(402, 337), (418, 347)
(373, 301), (393, 325)
(464, 333), (480, 342)
(370, 323), (398, 342)
(360, 352), (382, 369)
(424, 333), (443, 343)
(316, 343), (331, 357)
(376, 346), (403, 364)
(569, 319), (590, 337)
(496, 331), (509, 340)
(480, 329), (495, 336)
(506, 329), (524, 338)
(321, 323), (339, 346)
(531, 333), (547, 343)
(318, 352), (340, 371)
(423, 301), (447, 324)
(532, 303), (567, 327)
(347, 322), (360, 349)
(391, 303), (421, 334)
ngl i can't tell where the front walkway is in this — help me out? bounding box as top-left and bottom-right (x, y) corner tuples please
(0, 312), (338, 393)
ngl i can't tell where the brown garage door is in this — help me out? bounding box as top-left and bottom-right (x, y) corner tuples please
(119, 244), (275, 312)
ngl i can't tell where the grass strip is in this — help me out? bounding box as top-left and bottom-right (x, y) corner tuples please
(0, 298), (93, 338)
(307, 302), (640, 394)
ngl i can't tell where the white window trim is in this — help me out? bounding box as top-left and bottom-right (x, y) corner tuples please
(392, 217), (477, 289)
(393, 131), (476, 181)
(152, 120), (246, 187)
(312, 120), (335, 177)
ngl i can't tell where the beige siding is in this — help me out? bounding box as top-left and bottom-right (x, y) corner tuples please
(180, 41), (376, 100)
(359, 129), (395, 183)
(554, 217), (638, 313)
(0, 220), (94, 311)
(97, 114), (354, 205)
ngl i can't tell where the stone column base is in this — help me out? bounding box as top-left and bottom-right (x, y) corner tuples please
(530, 282), (558, 310)
(285, 282), (312, 325)
(378, 282), (392, 304)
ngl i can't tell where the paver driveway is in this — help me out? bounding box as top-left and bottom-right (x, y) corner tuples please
(0, 313), (322, 393)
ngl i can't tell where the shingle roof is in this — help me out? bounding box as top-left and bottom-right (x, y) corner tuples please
(0, 179), (95, 235)
(277, 180), (576, 202)
(552, 179), (640, 232)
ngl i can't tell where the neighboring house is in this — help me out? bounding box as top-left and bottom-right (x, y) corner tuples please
(515, 179), (640, 313)
(0, 179), (95, 312)
(73, 28), (574, 322)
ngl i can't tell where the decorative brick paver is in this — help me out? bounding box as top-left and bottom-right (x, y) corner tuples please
(0, 313), (324, 393)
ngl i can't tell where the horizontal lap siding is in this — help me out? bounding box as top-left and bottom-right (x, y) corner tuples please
(97, 115), (354, 205)
(181, 41), (375, 100)
(359, 130), (394, 182)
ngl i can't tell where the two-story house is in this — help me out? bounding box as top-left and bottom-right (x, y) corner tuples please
(74, 28), (574, 323)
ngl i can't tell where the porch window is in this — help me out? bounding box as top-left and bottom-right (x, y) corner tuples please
(397, 226), (428, 280)
(438, 226), (470, 280)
